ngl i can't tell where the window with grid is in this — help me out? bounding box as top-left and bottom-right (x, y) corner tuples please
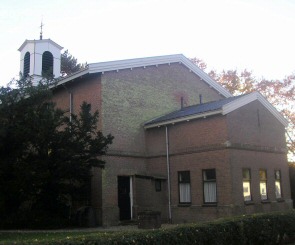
(243, 169), (252, 201)
(203, 169), (217, 203)
(275, 170), (282, 199)
(178, 171), (191, 204)
(259, 169), (268, 200)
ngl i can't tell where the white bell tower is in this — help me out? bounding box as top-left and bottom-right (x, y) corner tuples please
(18, 26), (63, 84)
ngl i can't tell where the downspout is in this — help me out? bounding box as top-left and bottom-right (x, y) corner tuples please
(62, 84), (73, 122)
(165, 126), (172, 223)
(69, 92), (73, 122)
(130, 177), (133, 219)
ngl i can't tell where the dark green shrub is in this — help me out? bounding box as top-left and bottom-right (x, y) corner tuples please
(87, 211), (295, 245)
(2, 211), (294, 244)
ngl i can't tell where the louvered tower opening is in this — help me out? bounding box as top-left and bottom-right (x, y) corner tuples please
(23, 52), (30, 77)
(42, 51), (53, 77)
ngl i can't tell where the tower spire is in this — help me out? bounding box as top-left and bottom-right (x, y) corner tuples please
(40, 20), (44, 40)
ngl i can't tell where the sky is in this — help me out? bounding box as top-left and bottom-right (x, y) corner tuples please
(0, 0), (295, 86)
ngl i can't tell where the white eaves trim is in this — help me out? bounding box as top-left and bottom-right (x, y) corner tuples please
(177, 55), (232, 98)
(18, 39), (63, 51)
(222, 91), (288, 127)
(57, 54), (232, 98)
(144, 110), (223, 129)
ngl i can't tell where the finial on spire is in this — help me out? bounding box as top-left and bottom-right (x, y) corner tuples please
(40, 20), (44, 40)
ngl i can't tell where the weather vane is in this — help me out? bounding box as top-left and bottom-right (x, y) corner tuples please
(40, 20), (44, 40)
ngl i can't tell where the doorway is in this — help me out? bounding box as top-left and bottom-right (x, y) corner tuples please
(118, 176), (132, 220)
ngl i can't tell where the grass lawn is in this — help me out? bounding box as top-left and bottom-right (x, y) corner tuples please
(0, 230), (116, 245)
(1, 229), (295, 245)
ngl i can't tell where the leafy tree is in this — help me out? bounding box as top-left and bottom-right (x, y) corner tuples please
(61, 50), (87, 77)
(191, 58), (295, 159)
(0, 77), (113, 228)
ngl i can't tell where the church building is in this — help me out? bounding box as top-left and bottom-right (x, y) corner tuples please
(18, 37), (293, 226)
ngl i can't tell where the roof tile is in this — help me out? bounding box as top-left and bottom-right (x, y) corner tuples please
(145, 94), (245, 126)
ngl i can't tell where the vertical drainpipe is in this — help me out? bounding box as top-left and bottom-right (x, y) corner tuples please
(130, 177), (133, 219)
(62, 84), (73, 122)
(165, 125), (172, 223)
(69, 92), (73, 122)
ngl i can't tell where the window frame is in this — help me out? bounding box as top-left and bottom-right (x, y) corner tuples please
(178, 171), (191, 204)
(274, 170), (282, 199)
(202, 169), (217, 204)
(259, 169), (268, 201)
(242, 168), (252, 202)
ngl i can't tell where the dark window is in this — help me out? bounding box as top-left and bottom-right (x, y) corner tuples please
(203, 169), (217, 203)
(155, 179), (161, 192)
(243, 169), (252, 201)
(23, 52), (30, 77)
(178, 171), (191, 203)
(42, 51), (54, 77)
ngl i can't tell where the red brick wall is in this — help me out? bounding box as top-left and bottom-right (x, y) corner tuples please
(51, 67), (292, 225)
(52, 74), (102, 129)
(145, 100), (292, 223)
(133, 177), (168, 221)
(226, 100), (292, 212)
(226, 100), (286, 149)
(230, 150), (291, 206)
(145, 115), (234, 223)
(146, 115), (228, 157)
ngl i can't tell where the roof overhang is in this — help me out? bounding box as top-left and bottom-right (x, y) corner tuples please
(145, 92), (288, 129)
(223, 92), (288, 127)
(18, 39), (63, 51)
(57, 54), (232, 98)
(56, 68), (89, 87)
(144, 109), (223, 129)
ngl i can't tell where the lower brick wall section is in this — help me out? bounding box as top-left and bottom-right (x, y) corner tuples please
(90, 150), (292, 226)
(148, 148), (292, 224)
(101, 206), (120, 227)
(170, 201), (293, 224)
(230, 149), (292, 206)
(242, 201), (293, 215)
(133, 177), (169, 223)
(171, 205), (233, 223)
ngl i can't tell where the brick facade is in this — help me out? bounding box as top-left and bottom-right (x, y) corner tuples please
(227, 100), (292, 215)
(97, 63), (224, 225)
(145, 100), (292, 223)
(52, 60), (292, 226)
